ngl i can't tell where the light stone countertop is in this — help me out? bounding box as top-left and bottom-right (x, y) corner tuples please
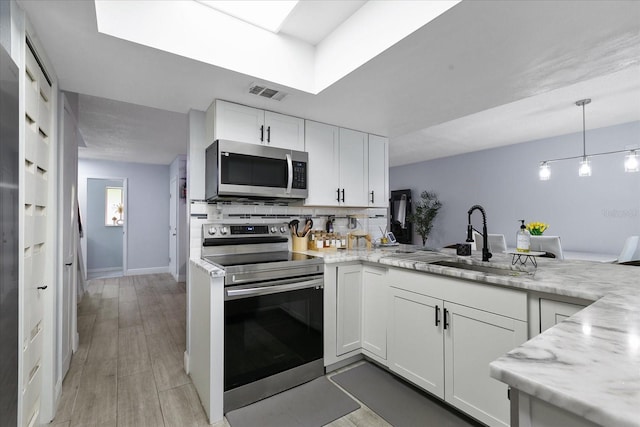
(300, 246), (640, 427)
(190, 257), (225, 277)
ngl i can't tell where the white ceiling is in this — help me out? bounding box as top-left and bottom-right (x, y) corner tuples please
(76, 94), (187, 165)
(18, 0), (640, 166)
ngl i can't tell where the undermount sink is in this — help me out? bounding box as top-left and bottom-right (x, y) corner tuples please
(430, 260), (531, 277)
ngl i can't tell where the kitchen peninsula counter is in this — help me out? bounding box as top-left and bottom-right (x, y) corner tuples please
(300, 247), (640, 427)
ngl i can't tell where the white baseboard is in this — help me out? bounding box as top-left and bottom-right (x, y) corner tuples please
(184, 351), (190, 374)
(55, 379), (62, 400)
(87, 267), (122, 274)
(126, 266), (170, 276)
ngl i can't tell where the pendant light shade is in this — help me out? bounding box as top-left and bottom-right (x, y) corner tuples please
(578, 157), (591, 177)
(625, 150), (639, 173)
(539, 162), (551, 180)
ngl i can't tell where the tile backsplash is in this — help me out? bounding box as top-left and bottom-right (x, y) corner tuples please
(189, 200), (389, 256)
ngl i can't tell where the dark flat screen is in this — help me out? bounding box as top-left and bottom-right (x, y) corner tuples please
(221, 153), (288, 188)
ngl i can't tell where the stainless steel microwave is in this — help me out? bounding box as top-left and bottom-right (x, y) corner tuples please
(205, 140), (308, 201)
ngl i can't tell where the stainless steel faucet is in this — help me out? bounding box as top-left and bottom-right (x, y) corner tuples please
(466, 205), (492, 262)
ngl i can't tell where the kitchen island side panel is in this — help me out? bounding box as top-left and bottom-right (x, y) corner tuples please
(188, 259), (224, 424)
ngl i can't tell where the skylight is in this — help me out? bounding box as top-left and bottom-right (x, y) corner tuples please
(195, 0), (298, 33)
(94, 1), (461, 94)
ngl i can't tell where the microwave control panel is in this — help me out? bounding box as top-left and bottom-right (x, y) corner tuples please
(292, 161), (307, 189)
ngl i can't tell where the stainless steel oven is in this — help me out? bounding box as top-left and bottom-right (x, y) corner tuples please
(205, 140), (308, 201)
(202, 223), (324, 412)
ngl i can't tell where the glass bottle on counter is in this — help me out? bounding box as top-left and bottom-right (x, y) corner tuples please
(516, 220), (530, 253)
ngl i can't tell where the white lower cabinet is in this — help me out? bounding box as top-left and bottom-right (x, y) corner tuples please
(444, 301), (527, 427)
(387, 269), (528, 427)
(513, 389), (600, 427)
(361, 266), (388, 361)
(539, 298), (585, 333)
(388, 287), (444, 397)
(336, 265), (362, 356)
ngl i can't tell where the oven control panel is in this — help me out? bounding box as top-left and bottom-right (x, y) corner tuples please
(203, 223), (289, 239)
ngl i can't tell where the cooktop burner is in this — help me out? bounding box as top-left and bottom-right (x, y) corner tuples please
(204, 251), (318, 268)
(201, 222), (324, 286)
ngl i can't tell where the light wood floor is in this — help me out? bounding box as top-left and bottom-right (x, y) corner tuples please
(49, 273), (390, 427)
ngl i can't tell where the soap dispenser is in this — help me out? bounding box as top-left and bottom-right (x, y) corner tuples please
(516, 220), (530, 253)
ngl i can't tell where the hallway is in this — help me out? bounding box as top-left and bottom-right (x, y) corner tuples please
(49, 273), (210, 427)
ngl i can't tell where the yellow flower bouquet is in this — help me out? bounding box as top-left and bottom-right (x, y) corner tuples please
(526, 221), (548, 235)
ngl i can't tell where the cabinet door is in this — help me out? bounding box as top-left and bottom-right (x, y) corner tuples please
(214, 100), (264, 145)
(304, 121), (340, 206)
(388, 287), (444, 398)
(540, 298), (585, 333)
(336, 265), (362, 356)
(264, 111), (304, 151)
(362, 267), (388, 361)
(339, 128), (368, 206)
(444, 301), (527, 427)
(367, 135), (388, 207)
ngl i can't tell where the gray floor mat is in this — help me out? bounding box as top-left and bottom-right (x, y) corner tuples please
(331, 362), (479, 427)
(226, 376), (360, 427)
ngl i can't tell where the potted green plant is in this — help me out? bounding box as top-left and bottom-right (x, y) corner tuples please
(407, 190), (442, 246)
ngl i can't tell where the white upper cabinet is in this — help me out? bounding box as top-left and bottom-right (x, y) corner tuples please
(264, 111), (305, 151)
(305, 123), (386, 207)
(304, 121), (340, 206)
(214, 100), (264, 145)
(367, 135), (388, 207)
(209, 99), (388, 207)
(339, 128), (368, 207)
(213, 100), (304, 150)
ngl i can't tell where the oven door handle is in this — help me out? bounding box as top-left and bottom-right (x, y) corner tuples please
(285, 153), (293, 194)
(225, 278), (323, 300)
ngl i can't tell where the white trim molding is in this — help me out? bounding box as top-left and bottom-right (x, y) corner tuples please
(126, 266), (170, 276)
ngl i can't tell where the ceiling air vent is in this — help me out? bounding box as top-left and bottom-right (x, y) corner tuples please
(248, 83), (287, 101)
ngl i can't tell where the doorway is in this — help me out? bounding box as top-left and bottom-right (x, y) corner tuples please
(58, 94), (79, 385)
(169, 177), (178, 280)
(86, 178), (126, 279)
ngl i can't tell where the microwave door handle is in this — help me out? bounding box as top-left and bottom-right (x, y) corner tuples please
(286, 153), (293, 194)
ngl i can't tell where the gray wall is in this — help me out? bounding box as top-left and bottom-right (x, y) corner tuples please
(390, 121), (640, 255)
(79, 159), (171, 272)
(86, 179), (123, 271)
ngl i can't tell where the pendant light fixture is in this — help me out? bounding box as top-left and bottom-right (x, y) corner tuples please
(538, 161), (551, 180)
(576, 99), (591, 177)
(625, 150), (639, 172)
(538, 98), (639, 180)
